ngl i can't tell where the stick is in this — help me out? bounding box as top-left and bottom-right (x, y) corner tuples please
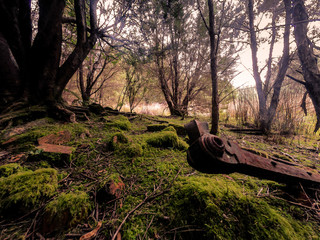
(111, 195), (149, 240)
(142, 215), (155, 240)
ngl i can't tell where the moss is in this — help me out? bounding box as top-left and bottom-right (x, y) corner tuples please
(162, 126), (177, 133)
(108, 132), (129, 149)
(147, 124), (168, 132)
(28, 149), (74, 167)
(0, 168), (58, 214)
(166, 175), (318, 240)
(105, 115), (131, 131)
(169, 123), (187, 135)
(146, 131), (188, 150)
(120, 143), (143, 158)
(43, 191), (91, 232)
(0, 163), (23, 178)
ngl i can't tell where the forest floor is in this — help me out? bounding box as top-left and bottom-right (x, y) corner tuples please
(0, 110), (319, 239)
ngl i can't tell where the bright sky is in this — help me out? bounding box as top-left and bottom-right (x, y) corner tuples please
(232, 15), (283, 88)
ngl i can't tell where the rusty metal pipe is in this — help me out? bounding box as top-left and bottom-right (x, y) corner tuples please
(185, 120), (320, 187)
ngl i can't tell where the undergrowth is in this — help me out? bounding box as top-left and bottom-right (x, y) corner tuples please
(0, 114), (319, 239)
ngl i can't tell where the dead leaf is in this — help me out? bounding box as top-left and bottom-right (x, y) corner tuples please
(79, 221), (102, 240)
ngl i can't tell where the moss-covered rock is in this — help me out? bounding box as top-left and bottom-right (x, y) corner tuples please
(167, 175), (318, 240)
(147, 123), (186, 135)
(42, 191), (91, 234)
(162, 126), (177, 133)
(105, 115), (131, 131)
(146, 131), (188, 150)
(0, 168), (58, 215)
(109, 132), (129, 148)
(147, 124), (168, 132)
(120, 143), (143, 158)
(169, 123), (186, 136)
(0, 163), (23, 178)
(28, 148), (74, 167)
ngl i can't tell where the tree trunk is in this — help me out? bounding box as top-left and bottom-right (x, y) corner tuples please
(266, 0), (291, 131)
(292, 0), (320, 132)
(0, 0), (98, 120)
(208, 0), (219, 134)
(247, 0), (267, 132)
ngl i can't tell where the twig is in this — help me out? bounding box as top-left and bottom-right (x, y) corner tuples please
(142, 215), (155, 240)
(24, 210), (40, 239)
(111, 195), (149, 240)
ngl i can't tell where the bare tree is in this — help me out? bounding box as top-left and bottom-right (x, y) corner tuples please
(78, 45), (118, 105)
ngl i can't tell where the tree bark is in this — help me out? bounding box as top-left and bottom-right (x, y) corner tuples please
(247, 0), (267, 132)
(208, 0), (219, 134)
(0, 0), (99, 120)
(266, 0), (291, 131)
(292, 0), (320, 132)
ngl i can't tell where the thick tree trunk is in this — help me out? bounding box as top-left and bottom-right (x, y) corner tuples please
(208, 0), (219, 134)
(0, 0), (98, 121)
(292, 0), (320, 132)
(29, 0), (65, 104)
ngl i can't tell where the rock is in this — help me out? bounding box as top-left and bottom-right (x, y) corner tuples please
(38, 130), (72, 145)
(89, 103), (105, 114)
(147, 124), (168, 132)
(32, 131), (74, 166)
(37, 143), (73, 155)
(97, 177), (125, 204)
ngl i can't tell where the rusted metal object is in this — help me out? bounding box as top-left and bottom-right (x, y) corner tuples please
(185, 120), (320, 187)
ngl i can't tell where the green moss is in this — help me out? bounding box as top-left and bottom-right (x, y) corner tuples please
(146, 131), (188, 150)
(108, 132), (129, 149)
(167, 175), (318, 240)
(105, 115), (131, 131)
(147, 124), (168, 132)
(0, 163), (23, 178)
(168, 123), (186, 135)
(44, 191), (91, 228)
(0, 168), (58, 213)
(28, 149), (74, 167)
(120, 143), (143, 158)
(162, 126), (177, 133)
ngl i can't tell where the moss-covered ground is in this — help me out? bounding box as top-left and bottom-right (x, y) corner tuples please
(0, 113), (319, 239)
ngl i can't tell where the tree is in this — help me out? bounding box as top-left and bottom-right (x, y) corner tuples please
(78, 45), (118, 105)
(247, 0), (291, 133)
(0, 0), (100, 120)
(197, 0), (243, 134)
(207, 0), (219, 134)
(130, 0), (211, 117)
(292, 0), (320, 132)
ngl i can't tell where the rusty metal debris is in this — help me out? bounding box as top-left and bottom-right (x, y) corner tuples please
(185, 120), (320, 187)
